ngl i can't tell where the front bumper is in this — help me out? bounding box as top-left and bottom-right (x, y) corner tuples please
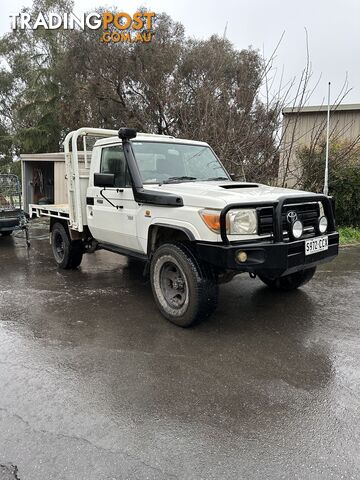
(195, 232), (339, 277)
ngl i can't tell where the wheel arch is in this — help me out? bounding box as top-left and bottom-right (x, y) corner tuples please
(147, 224), (195, 257)
(50, 218), (82, 241)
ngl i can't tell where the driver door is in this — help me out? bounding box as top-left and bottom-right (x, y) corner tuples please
(87, 144), (141, 251)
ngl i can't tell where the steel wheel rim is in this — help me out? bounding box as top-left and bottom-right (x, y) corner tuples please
(54, 231), (65, 261)
(159, 261), (188, 310)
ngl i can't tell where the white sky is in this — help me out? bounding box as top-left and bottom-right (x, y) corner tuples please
(2, 0), (360, 105)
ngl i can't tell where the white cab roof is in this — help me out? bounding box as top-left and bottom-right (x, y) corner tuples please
(95, 133), (209, 148)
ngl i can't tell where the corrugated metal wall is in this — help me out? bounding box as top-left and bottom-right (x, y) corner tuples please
(279, 109), (360, 188)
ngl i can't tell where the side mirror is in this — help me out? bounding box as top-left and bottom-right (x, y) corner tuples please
(94, 173), (115, 188)
(230, 173), (237, 181)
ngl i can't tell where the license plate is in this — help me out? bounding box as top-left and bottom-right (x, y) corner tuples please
(305, 236), (328, 256)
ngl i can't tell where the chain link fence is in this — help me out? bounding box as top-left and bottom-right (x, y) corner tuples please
(0, 174), (21, 210)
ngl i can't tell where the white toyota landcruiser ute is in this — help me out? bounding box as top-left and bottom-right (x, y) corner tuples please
(30, 127), (339, 327)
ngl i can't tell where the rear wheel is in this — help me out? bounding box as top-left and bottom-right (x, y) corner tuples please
(258, 267), (316, 291)
(1, 230), (13, 236)
(150, 242), (218, 327)
(51, 222), (83, 269)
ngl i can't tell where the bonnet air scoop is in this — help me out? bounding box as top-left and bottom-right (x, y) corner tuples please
(220, 183), (259, 189)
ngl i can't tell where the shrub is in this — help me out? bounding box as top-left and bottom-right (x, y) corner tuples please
(331, 164), (360, 226)
(297, 142), (360, 226)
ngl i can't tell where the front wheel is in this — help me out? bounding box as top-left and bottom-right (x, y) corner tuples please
(1, 230), (13, 236)
(258, 267), (316, 291)
(51, 222), (83, 269)
(150, 243), (218, 327)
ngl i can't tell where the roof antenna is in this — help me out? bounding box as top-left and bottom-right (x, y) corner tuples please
(323, 82), (331, 196)
(223, 21), (228, 39)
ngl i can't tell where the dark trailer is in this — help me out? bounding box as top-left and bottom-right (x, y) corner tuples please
(0, 174), (27, 239)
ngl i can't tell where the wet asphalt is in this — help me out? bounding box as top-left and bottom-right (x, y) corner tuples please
(0, 224), (359, 480)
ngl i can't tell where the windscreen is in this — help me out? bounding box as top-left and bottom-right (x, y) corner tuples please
(131, 141), (229, 184)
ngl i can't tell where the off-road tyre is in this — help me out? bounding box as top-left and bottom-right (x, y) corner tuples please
(258, 267), (316, 291)
(150, 242), (218, 327)
(51, 222), (83, 269)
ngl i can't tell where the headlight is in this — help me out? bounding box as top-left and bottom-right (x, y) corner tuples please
(199, 208), (258, 235)
(318, 216), (328, 234)
(227, 209), (257, 235)
(292, 219), (303, 239)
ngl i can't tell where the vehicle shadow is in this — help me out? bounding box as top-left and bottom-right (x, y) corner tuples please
(209, 276), (318, 333)
(197, 275), (334, 390)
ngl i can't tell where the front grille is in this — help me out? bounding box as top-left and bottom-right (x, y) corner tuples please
(257, 206), (274, 235)
(258, 202), (321, 240)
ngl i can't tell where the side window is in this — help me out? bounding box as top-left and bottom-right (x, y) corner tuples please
(100, 145), (131, 188)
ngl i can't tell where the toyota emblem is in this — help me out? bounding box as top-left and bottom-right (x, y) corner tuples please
(287, 210), (298, 223)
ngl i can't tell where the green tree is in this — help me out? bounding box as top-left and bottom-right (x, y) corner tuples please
(0, 0), (73, 153)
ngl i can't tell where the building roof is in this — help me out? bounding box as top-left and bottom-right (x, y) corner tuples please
(282, 103), (360, 114)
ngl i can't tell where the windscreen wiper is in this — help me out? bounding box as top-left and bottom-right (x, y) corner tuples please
(162, 176), (197, 184)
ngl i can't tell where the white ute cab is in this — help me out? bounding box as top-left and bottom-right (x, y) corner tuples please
(30, 127), (339, 327)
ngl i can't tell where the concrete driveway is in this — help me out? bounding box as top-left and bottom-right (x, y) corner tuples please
(0, 226), (359, 479)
